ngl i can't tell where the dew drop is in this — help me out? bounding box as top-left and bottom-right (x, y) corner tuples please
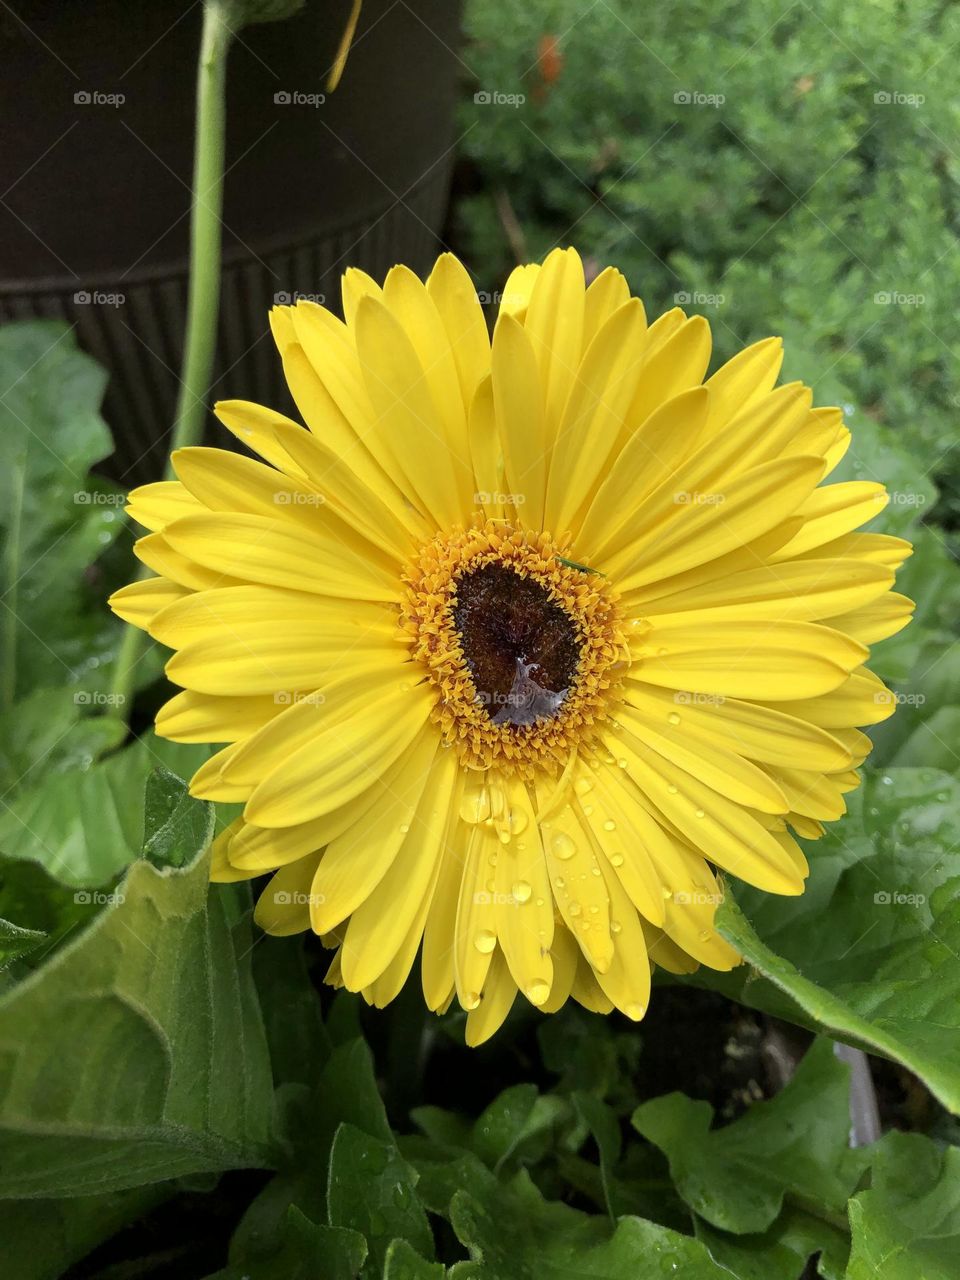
(625, 1002), (647, 1020)
(661, 884), (673, 899)
(667, 784), (678, 795)
(668, 712), (681, 726)
(462, 990), (482, 1010)
(611, 919), (622, 934)
(569, 901), (583, 917)
(574, 777), (594, 796)
(399, 823), (410, 834)
(512, 880), (532, 903)
(554, 876), (566, 890)
(610, 853), (624, 867)
(694, 808), (705, 819)
(551, 831), (576, 860)
(526, 979), (550, 1005)
(474, 930), (496, 954)
(603, 818), (617, 832)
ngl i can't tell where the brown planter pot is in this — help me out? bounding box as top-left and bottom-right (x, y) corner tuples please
(0, 0), (464, 482)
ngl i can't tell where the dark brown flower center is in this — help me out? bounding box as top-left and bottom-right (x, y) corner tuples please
(452, 564), (581, 727)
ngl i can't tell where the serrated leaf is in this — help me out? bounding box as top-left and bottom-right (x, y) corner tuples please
(694, 1204), (849, 1280)
(142, 766), (213, 869)
(328, 1123), (434, 1277)
(845, 1132), (960, 1279)
(0, 916), (47, 970)
(633, 1040), (860, 1234)
(685, 768), (960, 1115)
(383, 1237), (446, 1278)
(0, 826), (276, 1194)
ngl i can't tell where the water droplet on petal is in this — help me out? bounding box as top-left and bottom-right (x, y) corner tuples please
(610, 853), (624, 867)
(512, 880), (532, 903)
(568, 901), (582, 917)
(625, 1002), (646, 1020)
(603, 818), (617, 831)
(526, 979), (550, 1005)
(474, 930), (496, 954)
(668, 712), (681, 726)
(551, 831), (576, 860)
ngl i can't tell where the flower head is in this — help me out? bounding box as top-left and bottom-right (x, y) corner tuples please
(111, 249), (912, 1044)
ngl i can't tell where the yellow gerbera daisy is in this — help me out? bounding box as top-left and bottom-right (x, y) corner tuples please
(110, 248), (913, 1045)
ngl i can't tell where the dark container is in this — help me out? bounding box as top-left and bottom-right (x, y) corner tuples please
(0, 0), (463, 483)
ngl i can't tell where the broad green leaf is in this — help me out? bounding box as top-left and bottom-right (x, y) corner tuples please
(846, 1132), (960, 1279)
(0, 321), (125, 705)
(0, 733), (218, 886)
(253, 935), (331, 1087)
(632, 1040), (860, 1234)
(687, 768), (960, 1114)
(0, 821), (276, 1194)
(414, 1085), (568, 1177)
(571, 1091), (622, 1221)
(327, 1123), (435, 1277)
(0, 687), (125, 796)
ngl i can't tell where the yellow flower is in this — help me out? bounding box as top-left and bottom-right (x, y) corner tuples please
(110, 249), (912, 1044)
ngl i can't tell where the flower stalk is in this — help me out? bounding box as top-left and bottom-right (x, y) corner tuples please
(108, 0), (233, 723)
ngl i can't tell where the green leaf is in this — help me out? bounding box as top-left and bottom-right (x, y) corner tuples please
(846, 1132), (960, 1279)
(0, 1183), (171, 1280)
(0, 915), (47, 970)
(694, 1205), (849, 1280)
(383, 1238), (447, 1278)
(212, 1206), (367, 1280)
(327, 1123), (435, 1277)
(446, 1166), (732, 1279)
(0, 823), (277, 1194)
(0, 733), (219, 886)
(0, 687), (125, 796)
(571, 1091), (622, 1221)
(0, 321), (125, 707)
(141, 766), (213, 869)
(686, 768), (960, 1114)
(632, 1040), (859, 1234)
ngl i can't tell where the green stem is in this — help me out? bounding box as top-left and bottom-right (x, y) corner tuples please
(1, 459), (25, 711)
(107, 0), (232, 725)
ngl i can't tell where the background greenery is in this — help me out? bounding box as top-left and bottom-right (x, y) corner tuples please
(0, 1), (959, 1276)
